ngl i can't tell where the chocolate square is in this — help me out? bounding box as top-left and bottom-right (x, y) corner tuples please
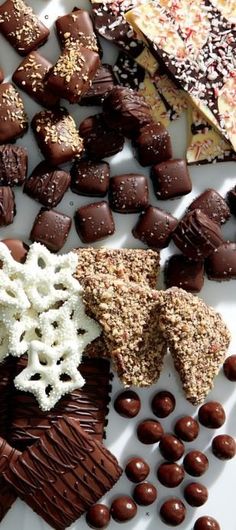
(24, 161), (71, 208)
(75, 201), (115, 243)
(173, 209), (223, 260)
(188, 189), (230, 225)
(56, 8), (98, 51)
(79, 113), (124, 160)
(227, 186), (236, 216)
(80, 64), (116, 106)
(135, 122), (173, 166)
(164, 254), (204, 293)
(0, 83), (28, 144)
(108, 173), (149, 213)
(71, 160), (110, 197)
(103, 86), (152, 138)
(13, 51), (60, 108)
(205, 242), (236, 281)
(30, 208), (72, 252)
(133, 205), (178, 249)
(0, 187), (16, 227)
(151, 159), (192, 200)
(0, 145), (27, 186)
(0, 0), (49, 55)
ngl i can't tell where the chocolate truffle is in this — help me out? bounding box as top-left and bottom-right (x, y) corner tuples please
(71, 160), (110, 197)
(184, 451), (209, 477)
(135, 122), (172, 166)
(86, 504), (110, 529)
(56, 8), (98, 51)
(198, 402), (226, 429)
(227, 185), (236, 216)
(2, 239), (28, 263)
(114, 390), (141, 418)
(133, 482), (157, 505)
(159, 434), (185, 461)
(110, 496), (137, 523)
(173, 209), (223, 260)
(205, 242), (236, 281)
(137, 419), (164, 444)
(184, 482), (208, 507)
(223, 355), (236, 382)
(212, 434), (236, 460)
(125, 457), (150, 483)
(0, 187), (15, 227)
(24, 161), (71, 208)
(174, 416), (199, 442)
(160, 498), (186, 526)
(30, 208), (72, 252)
(103, 86), (152, 137)
(0, 83), (28, 144)
(151, 159), (192, 200)
(133, 206), (178, 249)
(79, 113), (124, 160)
(0, 145), (27, 186)
(194, 516), (220, 530)
(81, 64), (116, 106)
(164, 254), (204, 293)
(151, 390), (176, 418)
(75, 201), (115, 244)
(109, 174), (149, 213)
(157, 462), (184, 488)
(188, 189), (230, 225)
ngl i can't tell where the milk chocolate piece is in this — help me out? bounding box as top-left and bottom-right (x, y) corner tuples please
(114, 390), (141, 418)
(2, 239), (28, 263)
(24, 161), (71, 208)
(125, 457), (149, 483)
(13, 51), (60, 108)
(0, 145), (27, 186)
(79, 113), (124, 160)
(81, 64), (116, 106)
(133, 205), (178, 249)
(159, 434), (185, 462)
(135, 122), (172, 166)
(30, 208), (71, 252)
(227, 186), (236, 216)
(183, 451), (209, 477)
(198, 402), (225, 429)
(86, 504), (110, 529)
(157, 462), (184, 488)
(4, 417), (122, 530)
(56, 8), (98, 51)
(164, 254), (204, 293)
(151, 159), (192, 200)
(103, 86), (152, 137)
(151, 390), (175, 418)
(0, 359), (16, 438)
(160, 498), (186, 526)
(0, 438), (20, 523)
(32, 108), (83, 165)
(223, 355), (236, 382)
(133, 482), (157, 506)
(137, 419), (164, 444)
(212, 434), (236, 460)
(194, 516), (220, 530)
(173, 209), (223, 260)
(109, 173), (149, 213)
(188, 189), (230, 225)
(71, 160), (110, 197)
(75, 201), (115, 244)
(206, 242), (236, 281)
(110, 496), (137, 523)
(0, 0), (49, 55)
(0, 187), (15, 226)
(0, 83), (28, 144)
(184, 483), (208, 507)
(0, 68), (4, 83)
(174, 416), (199, 443)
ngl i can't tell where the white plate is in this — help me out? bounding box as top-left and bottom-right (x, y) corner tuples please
(1, 1), (236, 529)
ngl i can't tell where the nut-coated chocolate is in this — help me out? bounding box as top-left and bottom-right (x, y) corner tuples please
(0, 83), (28, 144)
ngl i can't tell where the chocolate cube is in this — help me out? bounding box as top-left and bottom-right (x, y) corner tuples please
(133, 205), (178, 249)
(165, 254), (204, 293)
(0, 187), (16, 226)
(79, 113), (124, 160)
(0, 83), (28, 144)
(30, 208), (72, 252)
(0, 145), (27, 186)
(75, 201), (115, 243)
(205, 242), (236, 281)
(103, 86), (152, 137)
(173, 209), (223, 260)
(56, 8), (98, 51)
(151, 159), (192, 200)
(188, 189), (230, 225)
(80, 64), (116, 106)
(135, 122), (173, 166)
(109, 173), (149, 213)
(71, 160), (110, 197)
(24, 161), (71, 208)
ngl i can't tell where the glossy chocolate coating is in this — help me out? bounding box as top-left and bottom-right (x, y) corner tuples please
(125, 457), (150, 483)
(227, 185), (236, 216)
(198, 402), (226, 429)
(135, 122), (173, 166)
(159, 434), (185, 461)
(160, 498), (186, 526)
(133, 206), (178, 249)
(0, 187), (15, 227)
(133, 482), (157, 505)
(86, 504), (110, 529)
(30, 208), (72, 252)
(205, 242), (236, 281)
(188, 189), (230, 225)
(81, 64), (115, 106)
(79, 113), (124, 160)
(165, 254), (204, 293)
(184, 451), (209, 477)
(103, 86), (152, 137)
(157, 462), (184, 488)
(174, 416), (199, 442)
(109, 173), (149, 213)
(212, 434), (236, 460)
(114, 390), (141, 418)
(2, 239), (28, 263)
(151, 390), (176, 418)
(24, 161), (71, 208)
(223, 355), (236, 381)
(173, 209), (223, 260)
(110, 496), (137, 523)
(0, 145), (28, 186)
(74, 201), (115, 244)
(56, 8), (98, 51)
(0, 83), (28, 144)
(151, 159), (192, 200)
(71, 160), (110, 197)
(137, 419), (164, 444)
(194, 516), (220, 530)
(184, 482), (208, 507)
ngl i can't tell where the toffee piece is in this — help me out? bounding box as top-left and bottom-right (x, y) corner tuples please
(81, 64), (116, 106)
(0, 83), (28, 144)
(30, 208), (72, 252)
(79, 113), (124, 160)
(56, 8), (98, 51)
(109, 173), (149, 213)
(0, 187), (15, 226)
(133, 206), (178, 249)
(0, 145), (27, 186)
(151, 159), (192, 200)
(188, 189), (230, 225)
(134, 122), (172, 166)
(71, 160), (110, 197)
(74, 201), (115, 244)
(24, 161), (71, 208)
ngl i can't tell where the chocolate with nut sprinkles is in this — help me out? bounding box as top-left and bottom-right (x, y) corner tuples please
(75, 201), (115, 244)
(0, 83), (28, 144)
(24, 161), (71, 208)
(0, 145), (27, 186)
(109, 174), (149, 213)
(80, 64), (116, 106)
(30, 208), (72, 252)
(151, 159), (192, 200)
(56, 8), (98, 51)
(188, 189), (230, 225)
(0, 0), (49, 55)
(71, 160), (110, 197)
(164, 254), (204, 293)
(135, 122), (172, 166)
(79, 113), (124, 160)
(103, 86), (152, 137)
(205, 242), (236, 281)
(0, 187), (15, 227)
(133, 205), (178, 249)
(173, 209), (223, 260)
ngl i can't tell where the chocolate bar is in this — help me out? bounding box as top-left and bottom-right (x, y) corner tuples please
(0, 83), (28, 144)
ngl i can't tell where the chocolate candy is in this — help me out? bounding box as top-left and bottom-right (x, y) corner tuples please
(0, 68), (4, 83)
(13, 51), (60, 108)
(188, 189), (230, 225)
(0, 145), (27, 186)
(174, 416), (199, 442)
(151, 390), (176, 418)
(205, 242), (236, 281)
(0, 438), (20, 522)
(71, 160), (110, 197)
(74, 201), (115, 244)
(160, 498), (186, 526)
(114, 390), (141, 418)
(133, 482), (157, 505)
(24, 161), (71, 208)
(0, 187), (15, 227)
(184, 451), (209, 477)
(134, 122), (172, 166)
(103, 86), (152, 137)
(86, 504), (110, 529)
(0, 83), (28, 143)
(157, 462), (184, 488)
(32, 108), (83, 165)
(110, 496), (137, 523)
(227, 185), (236, 216)
(184, 482), (208, 507)
(159, 434), (185, 461)
(133, 206), (178, 249)
(173, 209), (223, 260)
(2, 239), (28, 263)
(137, 419), (164, 444)
(151, 159), (192, 200)
(0, 0), (49, 55)
(81, 64), (116, 106)
(79, 113), (124, 160)
(194, 516), (220, 530)
(212, 434), (236, 460)
(198, 402), (226, 429)
(56, 8), (98, 51)
(109, 174), (149, 213)
(164, 254), (204, 293)
(30, 208), (71, 252)
(223, 355), (236, 382)
(125, 457), (150, 483)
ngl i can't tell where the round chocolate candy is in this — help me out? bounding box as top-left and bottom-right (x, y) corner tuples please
(212, 434), (236, 460)
(198, 402), (225, 429)
(223, 355), (236, 382)
(86, 504), (110, 529)
(110, 496), (137, 523)
(174, 416), (199, 442)
(194, 516), (220, 530)
(159, 434), (185, 461)
(184, 451), (209, 477)
(133, 482), (157, 505)
(125, 457), (150, 483)
(114, 390), (141, 418)
(2, 238), (28, 263)
(184, 482), (208, 507)
(151, 391), (176, 418)
(160, 498), (186, 526)
(157, 462), (184, 488)
(137, 419), (164, 444)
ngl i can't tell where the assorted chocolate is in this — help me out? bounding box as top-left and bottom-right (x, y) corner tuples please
(79, 113), (124, 160)
(80, 64), (116, 106)
(133, 206), (178, 249)
(24, 161), (70, 208)
(151, 159), (192, 200)
(0, 145), (27, 186)
(30, 207), (72, 251)
(56, 8), (98, 51)
(103, 86), (152, 137)
(173, 209), (223, 260)
(74, 201), (115, 244)
(205, 243), (236, 281)
(71, 160), (110, 198)
(0, 83), (28, 144)
(134, 122), (172, 166)
(165, 254), (204, 293)
(0, 187), (16, 227)
(188, 189), (230, 225)
(108, 173), (149, 213)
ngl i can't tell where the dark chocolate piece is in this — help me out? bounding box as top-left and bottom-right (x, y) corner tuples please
(74, 201), (115, 244)
(184, 483), (208, 507)
(164, 254), (204, 293)
(133, 482), (157, 506)
(159, 434), (185, 462)
(56, 8), (98, 51)
(227, 185), (236, 216)
(109, 173), (149, 213)
(2, 239), (28, 263)
(0, 145), (27, 186)
(198, 402), (225, 429)
(110, 496), (137, 523)
(30, 208), (71, 252)
(205, 242), (236, 281)
(183, 451), (209, 477)
(0, 68), (4, 83)
(4, 417), (122, 530)
(212, 434), (236, 460)
(173, 209), (223, 260)
(80, 64), (116, 106)
(79, 113), (124, 160)
(103, 86), (152, 137)
(0, 83), (28, 144)
(160, 498), (186, 526)
(223, 355), (236, 382)
(0, 359), (16, 438)
(0, 0), (49, 55)
(24, 161), (71, 208)
(151, 390), (175, 418)
(194, 516), (220, 530)
(0, 438), (20, 523)
(135, 122), (172, 166)
(32, 108), (83, 165)
(174, 416), (199, 442)
(137, 419), (164, 444)
(151, 159), (192, 200)
(157, 462), (184, 488)
(71, 160), (110, 197)
(125, 457), (150, 483)
(114, 52), (145, 90)
(0, 187), (15, 226)
(13, 51), (60, 108)
(86, 503), (110, 529)
(114, 390), (141, 418)
(133, 205), (178, 249)
(188, 189), (230, 225)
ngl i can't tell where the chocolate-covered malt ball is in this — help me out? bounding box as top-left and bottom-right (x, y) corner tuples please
(194, 516), (220, 530)
(114, 390), (141, 418)
(184, 482), (208, 507)
(184, 451), (209, 477)
(157, 462), (184, 488)
(159, 434), (185, 461)
(174, 416), (199, 442)
(212, 434), (236, 460)
(160, 498), (186, 526)
(125, 457), (150, 483)
(151, 391), (176, 418)
(133, 482), (157, 505)
(110, 496), (137, 523)
(86, 504), (110, 529)
(198, 402), (225, 429)
(223, 355), (236, 381)
(137, 419), (164, 444)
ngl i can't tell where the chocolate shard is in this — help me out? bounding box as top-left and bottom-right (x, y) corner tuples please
(0, 145), (28, 186)
(103, 86), (152, 137)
